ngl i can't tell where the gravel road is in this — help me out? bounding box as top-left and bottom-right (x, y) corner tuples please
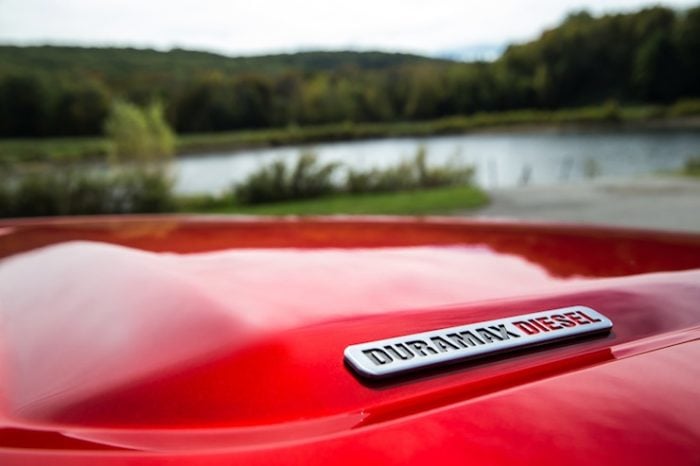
(465, 176), (700, 232)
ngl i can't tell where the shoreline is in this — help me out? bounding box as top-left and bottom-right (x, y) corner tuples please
(175, 116), (700, 158)
(2, 112), (699, 165)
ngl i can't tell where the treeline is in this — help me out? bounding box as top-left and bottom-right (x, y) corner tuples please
(1, 5), (699, 139)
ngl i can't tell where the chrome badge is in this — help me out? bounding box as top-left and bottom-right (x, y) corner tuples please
(344, 306), (612, 379)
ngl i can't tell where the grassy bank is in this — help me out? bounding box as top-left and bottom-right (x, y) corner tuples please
(1, 149), (487, 218)
(683, 157), (700, 178)
(180, 185), (488, 216)
(0, 137), (111, 164)
(2, 101), (699, 164)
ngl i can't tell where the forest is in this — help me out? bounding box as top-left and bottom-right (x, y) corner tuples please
(0, 5), (699, 139)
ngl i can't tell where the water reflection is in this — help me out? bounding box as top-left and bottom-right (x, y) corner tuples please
(175, 129), (700, 195)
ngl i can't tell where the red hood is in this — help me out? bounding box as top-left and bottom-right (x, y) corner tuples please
(0, 216), (699, 465)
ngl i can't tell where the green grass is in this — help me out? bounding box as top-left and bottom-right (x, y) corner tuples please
(181, 184), (488, 216)
(2, 100), (698, 164)
(0, 137), (112, 164)
(682, 157), (700, 178)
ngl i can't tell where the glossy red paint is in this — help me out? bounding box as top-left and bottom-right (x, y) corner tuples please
(0, 216), (699, 465)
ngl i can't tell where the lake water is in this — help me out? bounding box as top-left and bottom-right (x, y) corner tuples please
(174, 128), (700, 195)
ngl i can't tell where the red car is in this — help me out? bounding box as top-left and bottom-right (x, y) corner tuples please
(0, 216), (699, 465)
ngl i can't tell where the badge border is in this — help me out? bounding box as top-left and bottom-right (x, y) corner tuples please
(344, 306), (613, 379)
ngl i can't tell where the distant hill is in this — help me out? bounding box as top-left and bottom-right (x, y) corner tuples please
(0, 45), (449, 78)
(0, 5), (698, 138)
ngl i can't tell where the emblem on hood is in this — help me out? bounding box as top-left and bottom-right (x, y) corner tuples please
(344, 306), (612, 379)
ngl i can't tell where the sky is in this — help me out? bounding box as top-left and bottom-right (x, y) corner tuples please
(0, 0), (697, 57)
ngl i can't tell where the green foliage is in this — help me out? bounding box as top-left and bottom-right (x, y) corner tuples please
(0, 5), (698, 139)
(0, 47), (437, 79)
(289, 151), (341, 198)
(234, 151), (341, 204)
(0, 168), (174, 218)
(233, 147), (475, 205)
(347, 146), (474, 193)
(104, 100), (150, 161)
(684, 157), (700, 177)
(0, 137), (112, 164)
(0, 74), (50, 137)
(346, 163), (416, 194)
(174, 73), (274, 132)
(600, 100), (622, 122)
(194, 185), (488, 216)
(53, 79), (111, 135)
(500, 5), (699, 105)
(144, 102), (176, 158)
(104, 100), (175, 162)
(669, 98), (700, 117)
(175, 193), (231, 212)
(414, 146), (475, 188)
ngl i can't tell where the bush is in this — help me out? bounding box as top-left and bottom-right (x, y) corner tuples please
(143, 102), (176, 159)
(600, 100), (622, 122)
(346, 146), (474, 194)
(0, 167), (175, 218)
(110, 169), (176, 213)
(104, 100), (175, 163)
(347, 162), (416, 193)
(233, 146), (476, 205)
(234, 150), (341, 204)
(289, 151), (341, 198)
(11, 171), (65, 216)
(669, 99), (700, 117)
(414, 146), (475, 188)
(684, 157), (700, 176)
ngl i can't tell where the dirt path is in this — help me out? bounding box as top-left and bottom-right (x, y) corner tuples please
(464, 176), (700, 232)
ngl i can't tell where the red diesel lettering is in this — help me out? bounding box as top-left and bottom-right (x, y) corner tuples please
(566, 311), (589, 325)
(536, 316), (562, 331)
(551, 314), (576, 328)
(514, 310), (602, 336)
(512, 320), (540, 335)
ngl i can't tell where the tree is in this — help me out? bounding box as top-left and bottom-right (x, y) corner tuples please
(104, 100), (174, 163)
(676, 6), (700, 96)
(634, 30), (679, 101)
(0, 74), (50, 137)
(53, 80), (111, 136)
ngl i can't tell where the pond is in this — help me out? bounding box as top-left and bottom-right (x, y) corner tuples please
(174, 128), (700, 195)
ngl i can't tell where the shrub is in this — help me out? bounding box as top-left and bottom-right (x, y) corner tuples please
(11, 171), (65, 216)
(234, 160), (291, 204)
(289, 151), (341, 198)
(600, 100), (622, 122)
(346, 146), (474, 194)
(669, 99), (700, 117)
(112, 169), (176, 213)
(0, 167), (175, 218)
(346, 162), (415, 193)
(104, 100), (175, 163)
(684, 157), (700, 176)
(414, 146), (474, 188)
(233, 146), (476, 205)
(234, 150), (340, 204)
(143, 102), (176, 159)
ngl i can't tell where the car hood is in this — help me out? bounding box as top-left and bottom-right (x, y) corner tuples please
(0, 216), (699, 465)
